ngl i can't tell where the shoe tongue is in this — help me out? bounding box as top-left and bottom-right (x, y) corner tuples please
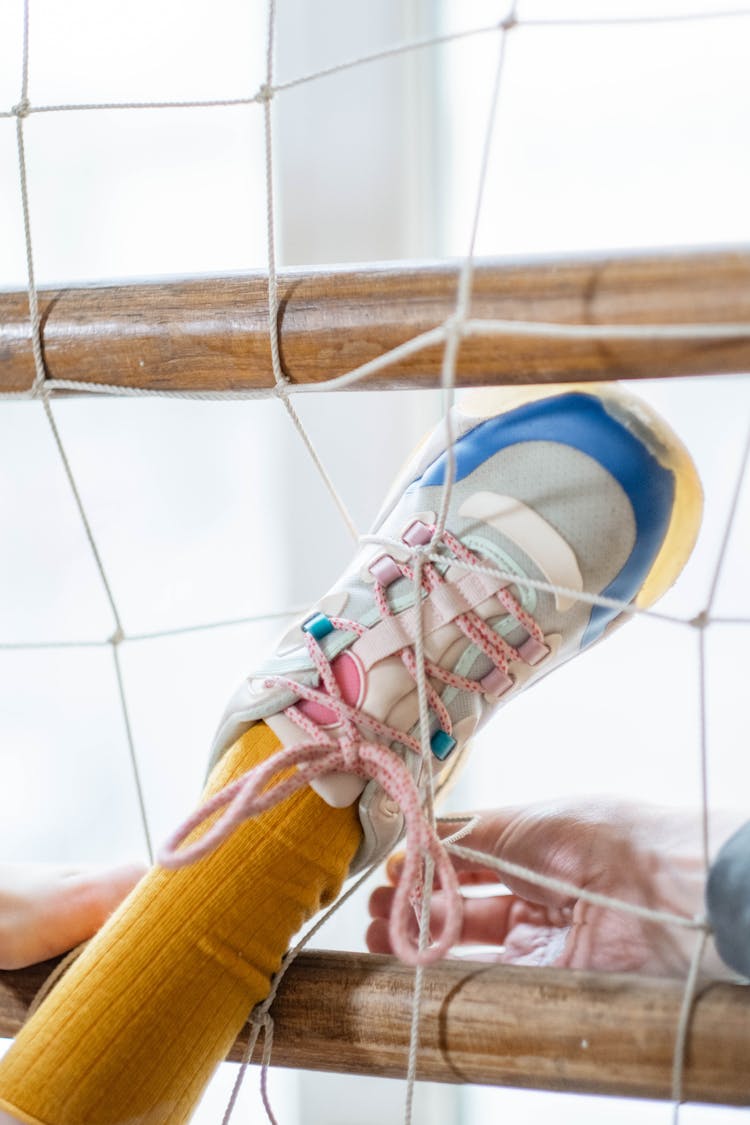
(297, 650), (363, 727)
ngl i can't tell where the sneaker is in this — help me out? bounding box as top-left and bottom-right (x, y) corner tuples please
(166, 384), (702, 963)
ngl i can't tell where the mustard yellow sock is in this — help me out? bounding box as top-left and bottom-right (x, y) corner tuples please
(0, 722), (362, 1125)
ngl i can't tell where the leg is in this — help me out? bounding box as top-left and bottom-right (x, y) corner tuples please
(0, 722), (361, 1125)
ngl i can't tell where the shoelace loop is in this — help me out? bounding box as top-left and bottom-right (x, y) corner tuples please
(159, 526), (543, 966)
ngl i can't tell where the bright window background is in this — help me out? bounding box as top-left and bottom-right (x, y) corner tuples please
(1, 1), (749, 1122)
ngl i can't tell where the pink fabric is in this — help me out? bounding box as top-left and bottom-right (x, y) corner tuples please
(298, 650), (364, 726)
(160, 524), (544, 967)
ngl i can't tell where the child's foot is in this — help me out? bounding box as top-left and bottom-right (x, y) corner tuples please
(0, 861), (145, 970)
(167, 384), (703, 964)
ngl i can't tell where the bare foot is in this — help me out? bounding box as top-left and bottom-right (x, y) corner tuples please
(0, 862), (146, 971)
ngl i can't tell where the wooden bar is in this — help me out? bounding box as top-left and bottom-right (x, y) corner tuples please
(1, 247), (750, 394)
(2, 951), (749, 1104)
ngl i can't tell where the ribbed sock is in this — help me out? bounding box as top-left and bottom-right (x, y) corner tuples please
(0, 722), (362, 1125)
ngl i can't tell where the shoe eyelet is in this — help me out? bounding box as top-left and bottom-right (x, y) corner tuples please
(369, 555), (402, 587)
(403, 520), (433, 548)
(479, 667), (514, 700)
(302, 612), (335, 640)
(430, 729), (457, 761)
(518, 635), (550, 666)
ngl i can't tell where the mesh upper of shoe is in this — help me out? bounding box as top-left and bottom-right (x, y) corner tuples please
(164, 389), (686, 965)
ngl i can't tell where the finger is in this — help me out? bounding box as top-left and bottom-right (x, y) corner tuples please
(418, 804), (605, 908)
(369, 884), (397, 920)
(369, 884), (569, 951)
(386, 806), (558, 890)
(385, 846), (505, 890)
(366, 916), (395, 955)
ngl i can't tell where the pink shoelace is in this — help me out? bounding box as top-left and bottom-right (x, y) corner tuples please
(160, 525), (545, 966)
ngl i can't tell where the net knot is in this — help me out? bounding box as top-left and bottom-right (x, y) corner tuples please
(249, 1005), (274, 1031)
(11, 98), (30, 119)
(256, 83), (274, 104)
(443, 311), (465, 340)
(109, 625), (125, 646)
(690, 609), (710, 631)
(499, 11), (518, 32)
(29, 373), (46, 399)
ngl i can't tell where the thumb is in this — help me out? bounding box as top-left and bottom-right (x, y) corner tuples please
(385, 807), (529, 889)
(386, 804), (591, 909)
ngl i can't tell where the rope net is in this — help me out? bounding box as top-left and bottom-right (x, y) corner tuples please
(2, 1), (750, 1122)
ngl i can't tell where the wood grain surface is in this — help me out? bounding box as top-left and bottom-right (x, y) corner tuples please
(2, 248), (750, 394)
(2, 951), (748, 1103)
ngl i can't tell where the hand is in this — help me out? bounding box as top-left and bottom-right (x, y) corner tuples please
(0, 862), (146, 971)
(367, 799), (742, 979)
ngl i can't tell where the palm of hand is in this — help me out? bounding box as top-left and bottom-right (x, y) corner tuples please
(368, 800), (734, 979)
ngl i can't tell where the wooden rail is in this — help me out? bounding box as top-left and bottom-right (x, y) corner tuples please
(1, 951), (748, 1104)
(2, 248), (750, 394)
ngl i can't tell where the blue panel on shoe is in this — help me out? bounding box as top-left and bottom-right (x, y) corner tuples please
(409, 393), (675, 647)
(430, 729), (457, 761)
(302, 612), (335, 640)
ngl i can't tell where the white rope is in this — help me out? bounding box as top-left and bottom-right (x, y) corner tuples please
(695, 415), (750, 869)
(222, 862), (380, 1124)
(461, 317), (750, 342)
(404, 13), (520, 1113)
(448, 843), (710, 934)
(259, 0), (359, 545)
(0, 381), (275, 400)
(4, 2), (750, 1122)
(14, 1), (44, 399)
(125, 607), (307, 643)
(261, 0), (281, 393)
(36, 399), (123, 630)
(3, 7), (750, 123)
(111, 640), (154, 863)
(0, 638), (108, 651)
(5, 313), (749, 404)
(670, 926), (710, 1118)
(4, 94), (268, 118)
(436, 12), (517, 536)
(697, 624), (711, 874)
(403, 880), (431, 1125)
(0, 23), (504, 122)
(705, 416), (750, 614)
(524, 8), (750, 30)
(433, 323), (460, 541)
(404, 553), (437, 1123)
(0, 608), (304, 653)
(11, 0), (154, 869)
(360, 532), (696, 628)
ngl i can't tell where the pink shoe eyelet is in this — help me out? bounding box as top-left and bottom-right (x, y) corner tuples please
(479, 667), (514, 700)
(403, 520), (433, 548)
(369, 555), (403, 587)
(518, 635), (550, 666)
